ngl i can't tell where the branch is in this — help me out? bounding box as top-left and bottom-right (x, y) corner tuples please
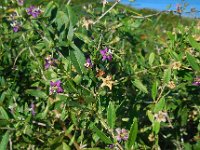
(93, 0), (121, 25)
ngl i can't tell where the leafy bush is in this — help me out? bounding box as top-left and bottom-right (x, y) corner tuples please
(0, 0), (200, 149)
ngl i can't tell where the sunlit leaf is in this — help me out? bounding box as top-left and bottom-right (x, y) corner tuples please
(186, 52), (200, 71)
(107, 102), (116, 129)
(70, 43), (86, 75)
(127, 118), (138, 149)
(132, 79), (148, 93)
(163, 67), (171, 84)
(154, 97), (165, 113)
(26, 89), (48, 99)
(0, 131), (9, 150)
(91, 124), (112, 144)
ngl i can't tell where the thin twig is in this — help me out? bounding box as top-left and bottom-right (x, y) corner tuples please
(13, 48), (26, 68)
(60, 120), (80, 150)
(93, 0), (121, 25)
(155, 85), (166, 103)
(9, 138), (13, 150)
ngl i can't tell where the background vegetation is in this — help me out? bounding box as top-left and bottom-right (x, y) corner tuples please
(0, 0), (200, 149)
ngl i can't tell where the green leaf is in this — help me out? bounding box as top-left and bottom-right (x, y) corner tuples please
(107, 102), (116, 129)
(66, 5), (77, 26)
(70, 43), (86, 75)
(67, 24), (74, 41)
(163, 67), (171, 84)
(75, 33), (91, 44)
(56, 142), (71, 150)
(151, 81), (158, 100)
(26, 89), (48, 99)
(0, 119), (9, 126)
(43, 1), (56, 17)
(56, 11), (69, 31)
(186, 52), (200, 71)
(66, 5), (77, 41)
(62, 142), (71, 150)
(147, 110), (154, 123)
(127, 118), (138, 149)
(153, 121), (160, 134)
(154, 97), (165, 113)
(149, 52), (155, 66)
(91, 124), (112, 144)
(0, 107), (9, 120)
(0, 131), (9, 150)
(188, 36), (200, 52)
(132, 79), (148, 93)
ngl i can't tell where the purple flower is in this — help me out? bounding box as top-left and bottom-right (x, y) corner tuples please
(17, 0), (24, 6)
(44, 55), (56, 69)
(84, 57), (93, 68)
(100, 48), (112, 61)
(108, 144), (115, 149)
(115, 128), (129, 142)
(193, 77), (200, 86)
(50, 80), (64, 95)
(10, 20), (21, 32)
(26, 6), (41, 18)
(13, 25), (20, 32)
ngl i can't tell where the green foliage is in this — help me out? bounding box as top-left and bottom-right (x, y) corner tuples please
(0, 0), (199, 149)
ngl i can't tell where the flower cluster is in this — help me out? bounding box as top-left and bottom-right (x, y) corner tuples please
(26, 6), (42, 18)
(44, 55), (57, 69)
(154, 111), (168, 123)
(115, 128), (129, 142)
(10, 20), (21, 32)
(193, 77), (200, 86)
(100, 47), (112, 61)
(84, 57), (93, 68)
(9, 12), (21, 32)
(50, 80), (64, 95)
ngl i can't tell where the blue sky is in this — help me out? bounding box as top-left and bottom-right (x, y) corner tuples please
(117, 0), (200, 17)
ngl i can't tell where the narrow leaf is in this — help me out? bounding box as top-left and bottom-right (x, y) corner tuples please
(188, 36), (200, 52)
(0, 131), (9, 150)
(154, 97), (165, 113)
(149, 52), (155, 66)
(56, 11), (69, 31)
(67, 24), (74, 41)
(107, 102), (116, 129)
(127, 118), (138, 149)
(151, 81), (158, 100)
(43, 1), (55, 17)
(91, 124), (112, 144)
(0, 107), (9, 120)
(186, 52), (200, 71)
(26, 89), (48, 99)
(70, 43), (86, 75)
(163, 67), (171, 84)
(153, 121), (160, 134)
(132, 79), (148, 93)
(75, 33), (91, 44)
(66, 5), (77, 26)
